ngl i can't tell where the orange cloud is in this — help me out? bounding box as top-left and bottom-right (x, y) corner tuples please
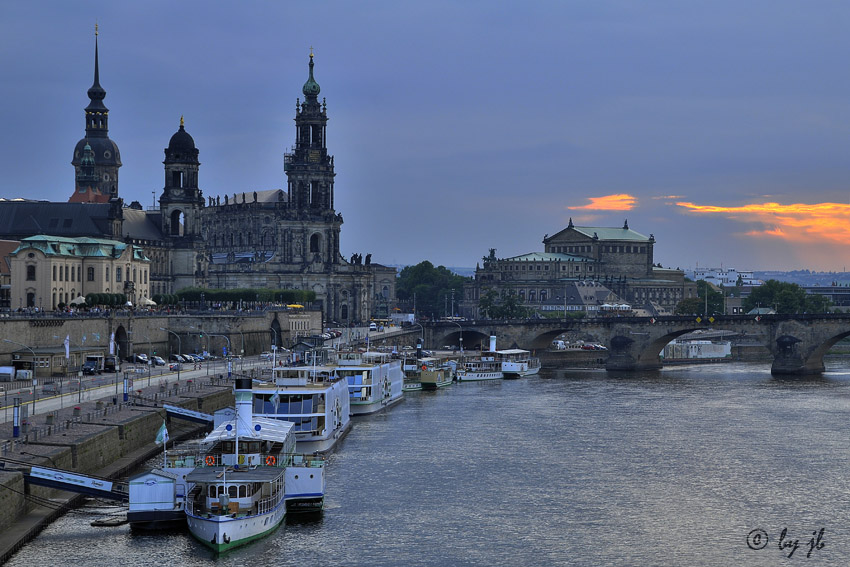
(676, 201), (850, 245)
(568, 194), (637, 211)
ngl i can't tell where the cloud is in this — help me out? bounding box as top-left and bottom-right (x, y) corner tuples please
(676, 201), (850, 245)
(568, 194), (637, 211)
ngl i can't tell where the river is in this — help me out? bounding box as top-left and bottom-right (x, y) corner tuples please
(6, 360), (850, 566)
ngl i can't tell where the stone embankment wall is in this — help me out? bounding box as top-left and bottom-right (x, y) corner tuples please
(0, 383), (233, 561)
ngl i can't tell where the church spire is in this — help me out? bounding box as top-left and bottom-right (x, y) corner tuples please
(85, 23), (109, 137)
(302, 49), (321, 99)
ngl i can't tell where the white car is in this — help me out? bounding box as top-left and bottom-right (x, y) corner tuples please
(260, 352), (273, 361)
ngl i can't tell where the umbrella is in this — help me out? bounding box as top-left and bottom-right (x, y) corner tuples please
(125, 301), (133, 307)
(286, 304), (304, 308)
(69, 296), (86, 306)
(140, 297), (157, 306)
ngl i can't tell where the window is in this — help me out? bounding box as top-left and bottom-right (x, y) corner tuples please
(87, 267), (95, 281)
(53, 266), (57, 281)
(105, 267), (110, 281)
(116, 267), (122, 282)
(65, 266), (69, 281)
(26, 265), (36, 281)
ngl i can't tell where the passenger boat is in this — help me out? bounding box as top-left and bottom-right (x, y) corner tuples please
(455, 353), (503, 382)
(184, 377), (324, 552)
(495, 349), (541, 378)
(252, 361), (351, 453)
(415, 357), (453, 391)
(334, 350), (404, 415)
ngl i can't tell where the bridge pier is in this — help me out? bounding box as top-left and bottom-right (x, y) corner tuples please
(770, 353), (825, 375)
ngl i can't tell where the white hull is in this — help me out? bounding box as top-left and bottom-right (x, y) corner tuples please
(456, 370), (503, 381)
(337, 353), (405, 416)
(186, 500), (286, 552)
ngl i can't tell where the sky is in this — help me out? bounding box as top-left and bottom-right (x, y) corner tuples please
(1, 1), (849, 272)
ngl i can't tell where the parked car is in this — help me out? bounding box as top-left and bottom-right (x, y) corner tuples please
(170, 354), (186, 363)
(151, 356), (166, 366)
(82, 360), (100, 375)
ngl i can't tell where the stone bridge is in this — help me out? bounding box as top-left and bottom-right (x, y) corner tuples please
(424, 314), (850, 375)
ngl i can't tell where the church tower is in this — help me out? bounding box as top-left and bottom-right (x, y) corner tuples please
(70, 26), (121, 203)
(284, 52), (341, 265)
(160, 117), (206, 290)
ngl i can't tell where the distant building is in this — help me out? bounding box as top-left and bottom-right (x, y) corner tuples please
(461, 219), (695, 318)
(690, 267), (762, 287)
(0, 37), (395, 322)
(9, 235), (151, 310)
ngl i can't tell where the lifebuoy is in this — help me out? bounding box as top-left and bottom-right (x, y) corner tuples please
(265, 455), (276, 466)
(421, 365), (427, 371)
(205, 455), (215, 466)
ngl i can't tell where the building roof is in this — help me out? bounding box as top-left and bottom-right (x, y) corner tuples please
(503, 252), (594, 263)
(12, 235), (149, 261)
(122, 208), (165, 242)
(570, 226), (650, 241)
(0, 200), (115, 239)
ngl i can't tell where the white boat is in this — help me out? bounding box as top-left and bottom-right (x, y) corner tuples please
(252, 362), (351, 453)
(184, 377), (304, 552)
(334, 351), (404, 415)
(495, 349), (541, 378)
(456, 354), (504, 382)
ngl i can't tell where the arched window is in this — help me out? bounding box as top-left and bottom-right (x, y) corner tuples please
(310, 234), (320, 253)
(170, 209), (184, 236)
(341, 305), (349, 320)
(26, 265), (36, 281)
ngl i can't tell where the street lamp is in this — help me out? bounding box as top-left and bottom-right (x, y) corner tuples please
(3, 339), (37, 416)
(160, 327), (182, 381)
(414, 323), (425, 350)
(206, 333), (232, 378)
(448, 320), (463, 359)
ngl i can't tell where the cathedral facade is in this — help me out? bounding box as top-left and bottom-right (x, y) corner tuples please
(0, 38), (395, 323)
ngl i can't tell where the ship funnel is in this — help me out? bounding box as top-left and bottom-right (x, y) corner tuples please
(234, 377), (254, 439)
(489, 336), (497, 352)
(416, 337), (422, 359)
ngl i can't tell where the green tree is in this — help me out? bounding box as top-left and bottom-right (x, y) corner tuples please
(675, 280), (724, 315)
(743, 279), (831, 314)
(477, 288), (532, 319)
(396, 261), (468, 319)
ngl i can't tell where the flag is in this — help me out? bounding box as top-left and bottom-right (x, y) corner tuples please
(271, 390), (280, 413)
(64, 335), (70, 359)
(109, 332), (115, 355)
(155, 421), (169, 445)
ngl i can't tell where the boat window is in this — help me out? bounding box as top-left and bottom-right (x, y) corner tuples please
(209, 486), (216, 497)
(240, 485), (247, 497)
(229, 486), (238, 498)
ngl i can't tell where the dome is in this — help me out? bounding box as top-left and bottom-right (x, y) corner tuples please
(72, 136), (121, 166)
(168, 120), (196, 153)
(302, 54), (321, 98)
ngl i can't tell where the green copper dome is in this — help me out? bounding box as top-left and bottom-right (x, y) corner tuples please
(302, 53), (321, 98)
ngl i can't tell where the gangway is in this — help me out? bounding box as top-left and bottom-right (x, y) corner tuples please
(162, 403), (214, 424)
(23, 465), (128, 501)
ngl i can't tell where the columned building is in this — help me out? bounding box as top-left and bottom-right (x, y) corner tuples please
(461, 220), (695, 318)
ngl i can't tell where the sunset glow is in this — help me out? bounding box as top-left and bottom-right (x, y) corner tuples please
(676, 201), (850, 244)
(569, 194), (637, 211)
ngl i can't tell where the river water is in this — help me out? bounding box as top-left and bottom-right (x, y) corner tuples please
(7, 360), (850, 566)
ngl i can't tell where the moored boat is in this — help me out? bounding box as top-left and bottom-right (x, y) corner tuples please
(334, 350), (404, 415)
(183, 377), (307, 552)
(495, 349), (541, 378)
(252, 361), (351, 453)
(415, 357), (453, 390)
(455, 353), (504, 382)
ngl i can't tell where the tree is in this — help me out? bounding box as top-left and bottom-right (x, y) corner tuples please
(477, 288), (532, 319)
(396, 261), (468, 318)
(675, 280), (723, 315)
(742, 279), (832, 314)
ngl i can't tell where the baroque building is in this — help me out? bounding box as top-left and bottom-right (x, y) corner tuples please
(461, 219), (696, 318)
(0, 37), (395, 322)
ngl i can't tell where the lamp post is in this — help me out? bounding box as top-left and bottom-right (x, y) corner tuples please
(3, 339), (37, 416)
(449, 320), (463, 360)
(414, 323), (425, 350)
(160, 327), (182, 381)
(207, 333), (232, 378)
(136, 331), (153, 388)
(269, 327), (279, 368)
